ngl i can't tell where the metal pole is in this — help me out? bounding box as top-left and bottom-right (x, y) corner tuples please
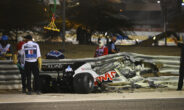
(62, 0), (66, 49)
(164, 4), (167, 46)
(161, 0), (167, 46)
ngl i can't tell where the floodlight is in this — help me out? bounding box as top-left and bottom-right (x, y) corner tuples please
(182, 3), (184, 6)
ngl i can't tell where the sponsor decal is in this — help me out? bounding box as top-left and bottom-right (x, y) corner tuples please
(65, 65), (73, 72)
(25, 49), (37, 59)
(43, 64), (63, 69)
(96, 71), (116, 82)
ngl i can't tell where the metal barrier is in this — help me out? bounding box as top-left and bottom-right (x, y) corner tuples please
(0, 52), (180, 90)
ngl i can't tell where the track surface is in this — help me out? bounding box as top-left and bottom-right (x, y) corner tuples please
(1, 98), (184, 110)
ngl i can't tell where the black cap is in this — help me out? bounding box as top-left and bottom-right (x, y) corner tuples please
(24, 35), (32, 40)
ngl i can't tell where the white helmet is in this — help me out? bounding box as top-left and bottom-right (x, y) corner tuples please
(17, 36), (23, 42)
(99, 40), (105, 48)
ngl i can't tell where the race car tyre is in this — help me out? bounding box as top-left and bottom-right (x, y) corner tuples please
(73, 73), (94, 94)
(39, 75), (52, 93)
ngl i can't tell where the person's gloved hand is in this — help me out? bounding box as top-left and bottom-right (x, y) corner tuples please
(13, 54), (18, 64)
(38, 57), (42, 71)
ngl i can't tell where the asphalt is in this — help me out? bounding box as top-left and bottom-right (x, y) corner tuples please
(0, 91), (184, 103)
(0, 91), (184, 110)
(0, 98), (184, 110)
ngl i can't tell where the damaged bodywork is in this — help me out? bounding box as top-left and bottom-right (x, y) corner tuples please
(41, 52), (169, 93)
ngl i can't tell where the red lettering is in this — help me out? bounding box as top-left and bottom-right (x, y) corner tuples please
(111, 71), (116, 78)
(106, 73), (113, 81)
(102, 73), (108, 81)
(97, 76), (103, 82)
(96, 71), (117, 83)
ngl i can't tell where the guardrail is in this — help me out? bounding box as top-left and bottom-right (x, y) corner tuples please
(0, 52), (180, 90)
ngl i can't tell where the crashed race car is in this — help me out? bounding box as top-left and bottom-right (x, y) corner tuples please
(41, 54), (159, 94)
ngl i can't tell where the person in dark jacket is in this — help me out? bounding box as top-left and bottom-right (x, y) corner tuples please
(107, 36), (118, 54)
(173, 37), (184, 90)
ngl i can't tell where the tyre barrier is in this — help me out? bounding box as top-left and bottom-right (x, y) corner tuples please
(0, 52), (180, 90)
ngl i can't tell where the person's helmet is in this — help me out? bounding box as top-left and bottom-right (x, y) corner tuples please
(17, 36), (23, 42)
(99, 40), (105, 48)
(1, 35), (8, 41)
